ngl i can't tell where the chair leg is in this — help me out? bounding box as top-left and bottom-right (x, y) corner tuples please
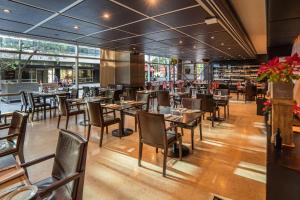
(181, 127), (184, 136)
(83, 113), (86, 125)
(31, 109), (35, 121)
(156, 147), (158, 153)
(57, 115), (61, 128)
(179, 139), (182, 161)
(227, 104), (229, 118)
(65, 116), (69, 130)
(163, 146), (168, 177)
(99, 126), (104, 147)
(49, 106), (52, 118)
(106, 126), (108, 134)
(75, 115), (78, 123)
(191, 128), (194, 150)
(199, 122), (203, 140)
(212, 112), (215, 127)
(224, 106), (226, 119)
(138, 142), (143, 166)
(87, 125), (91, 141)
(21, 105), (23, 111)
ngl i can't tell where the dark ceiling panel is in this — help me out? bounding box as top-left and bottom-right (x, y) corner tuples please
(76, 36), (108, 46)
(12, 0), (77, 12)
(144, 30), (184, 41)
(42, 16), (107, 35)
(154, 6), (210, 27)
(119, 19), (167, 35)
(115, 36), (153, 45)
(64, 0), (145, 27)
(0, 18), (31, 33)
(113, 0), (198, 16)
(160, 37), (197, 47)
(0, 0), (53, 24)
(268, 0), (300, 21)
(29, 27), (83, 41)
(93, 29), (134, 41)
(178, 23), (224, 36)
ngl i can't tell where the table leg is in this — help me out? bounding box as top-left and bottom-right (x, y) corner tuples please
(112, 110), (133, 137)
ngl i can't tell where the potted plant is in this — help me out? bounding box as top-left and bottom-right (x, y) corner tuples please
(258, 53), (300, 99)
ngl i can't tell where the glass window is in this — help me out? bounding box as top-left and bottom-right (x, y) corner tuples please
(79, 46), (100, 57)
(150, 56), (159, 63)
(145, 54), (150, 63)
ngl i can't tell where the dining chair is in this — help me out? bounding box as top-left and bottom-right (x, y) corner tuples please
(137, 111), (182, 177)
(70, 88), (79, 99)
(123, 92), (150, 131)
(21, 129), (88, 200)
(214, 89), (230, 118)
(181, 98), (203, 149)
(20, 91), (29, 112)
(157, 90), (170, 111)
(104, 90), (115, 104)
(57, 96), (86, 130)
(86, 101), (121, 146)
(28, 93), (52, 121)
(82, 86), (90, 98)
(197, 94), (219, 127)
(0, 111), (28, 164)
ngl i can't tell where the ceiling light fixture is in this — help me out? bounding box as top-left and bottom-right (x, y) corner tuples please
(228, 47), (231, 50)
(3, 9), (11, 14)
(205, 17), (218, 25)
(193, 45), (196, 49)
(221, 43), (224, 46)
(73, 25), (80, 30)
(102, 12), (111, 19)
(179, 40), (183, 44)
(210, 36), (215, 39)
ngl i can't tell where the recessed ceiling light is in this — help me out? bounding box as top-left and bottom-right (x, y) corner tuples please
(228, 47), (231, 50)
(102, 12), (111, 19)
(179, 40), (183, 44)
(73, 25), (80, 30)
(193, 45), (196, 49)
(221, 42), (224, 46)
(210, 36), (215, 39)
(133, 47), (136, 50)
(3, 9), (11, 14)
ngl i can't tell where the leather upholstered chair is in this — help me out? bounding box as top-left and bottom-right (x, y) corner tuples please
(57, 96), (86, 130)
(21, 129), (88, 200)
(0, 111), (28, 164)
(28, 93), (52, 121)
(180, 98), (203, 149)
(87, 101), (121, 146)
(197, 94), (219, 127)
(123, 92), (150, 131)
(137, 111), (182, 177)
(157, 90), (171, 111)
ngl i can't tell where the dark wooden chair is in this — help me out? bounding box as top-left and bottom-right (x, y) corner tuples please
(197, 94), (218, 127)
(86, 101), (121, 146)
(28, 93), (52, 121)
(82, 86), (90, 98)
(180, 98), (203, 149)
(20, 91), (29, 112)
(123, 93), (150, 131)
(70, 88), (79, 99)
(214, 89), (230, 118)
(157, 90), (171, 111)
(104, 90), (115, 104)
(0, 112), (28, 166)
(57, 96), (86, 130)
(21, 129), (88, 200)
(137, 111), (182, 177)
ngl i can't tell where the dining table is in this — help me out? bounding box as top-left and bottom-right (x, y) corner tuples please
(155, 107), (203, 158)
(103, 100), (147, 137)
(0, 157), (32, 199)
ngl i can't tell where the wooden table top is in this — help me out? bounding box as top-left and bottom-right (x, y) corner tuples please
(0, 158), (29, 198)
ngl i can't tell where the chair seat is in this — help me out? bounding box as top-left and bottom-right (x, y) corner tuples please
(35, 177), (72, 200)
(68, 109), (85, 116)
(178, 120), (198, 129)
(103, 115), (121, 125)
(34, 103), (51, 107)
(166, 131), (180, 144)
(0, 139), (16, 154)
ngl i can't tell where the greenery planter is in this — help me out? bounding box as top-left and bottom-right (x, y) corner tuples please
(271, 82), (294, 99)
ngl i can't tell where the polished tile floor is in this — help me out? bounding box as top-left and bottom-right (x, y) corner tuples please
(23, 101), (266, 200)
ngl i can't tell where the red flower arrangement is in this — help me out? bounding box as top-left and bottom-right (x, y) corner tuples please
(258, 53), (300, 82)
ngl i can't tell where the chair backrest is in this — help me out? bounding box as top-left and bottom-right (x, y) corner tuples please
(28, 93), (39, 107)
(56, 96), (68, 116)
(20, 91), (28, 106)
(182, 98), (201, 110)
(82, 87), (90, 97)
(157, 90), (170, 107)
(214, 89), (229, 96)
(70, 88), (78, 99)
(90, 87), (100, 97)
(136, 93), (150, 111)
(52, 129), (88, 200)
(137, 111), (166, 148)
(8, 112), (28, 163)
(196, 94), (215, 112)
(86, 101), (103, 127)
